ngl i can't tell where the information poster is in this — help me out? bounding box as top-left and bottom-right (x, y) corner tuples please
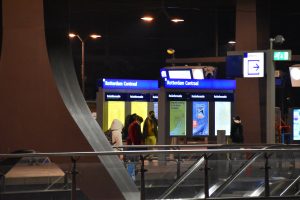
(107, 101), (125, 130)
(293, 109), (300, 140)
(153, 102), (159, 120)
(170, 101), (186, 136)
(215, 102), (231, 136)
(131, 102), (148, 128)
(192, 101), (209, 136)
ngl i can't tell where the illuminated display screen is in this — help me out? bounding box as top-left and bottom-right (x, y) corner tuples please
(170, 101), (186, 136)
(107, 101), (125, 131)
(192, 102), (209, 136)
(215, 102), (231, 136)
(131, 102), (148, 129)
(101, 79), (158, 90)
(293, 109), (300, 140)
(168, 70), (192, 79)
(153, 102), (158, 120)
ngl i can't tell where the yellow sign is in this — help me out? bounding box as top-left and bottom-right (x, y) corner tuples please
(131, 102), (148, 129)
(106, 101), (125, 130)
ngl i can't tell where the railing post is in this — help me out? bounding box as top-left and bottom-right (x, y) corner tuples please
(264, 153), (270, 197)
(140, 155), (147, 200)
(204, 154), (209, 199)
(176, 153), (181, 179)
(71, 157), (79, 200)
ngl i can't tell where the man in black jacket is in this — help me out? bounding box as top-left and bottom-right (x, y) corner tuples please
(230, 116), (244, 143)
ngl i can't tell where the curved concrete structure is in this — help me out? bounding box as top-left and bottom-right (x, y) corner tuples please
(0, 0), (139, 199)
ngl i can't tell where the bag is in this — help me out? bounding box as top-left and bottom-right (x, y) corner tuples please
(104, 129), (116, 145)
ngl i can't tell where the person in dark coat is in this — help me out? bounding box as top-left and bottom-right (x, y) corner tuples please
(230, 116), (244, 143)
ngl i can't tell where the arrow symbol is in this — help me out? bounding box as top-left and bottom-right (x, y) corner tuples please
(253, 63), (259, 71)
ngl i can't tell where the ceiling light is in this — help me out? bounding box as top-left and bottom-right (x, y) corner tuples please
(171, 18), (184, 23)
(68, 33), (76, 38)
(90, 34), (101, 39)
(167, 48), (175, 55)
(141, 16), (154, 22)
(228, 41), (236, 44)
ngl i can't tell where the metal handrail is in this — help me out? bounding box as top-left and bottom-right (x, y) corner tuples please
(208, 144), (288, 198)
(1, 145), (300, 200)
(209, 147), (270, 197)
(1, 148), (300, 158)
(159, 154), (206, 199)
(280, 175), (300, 196)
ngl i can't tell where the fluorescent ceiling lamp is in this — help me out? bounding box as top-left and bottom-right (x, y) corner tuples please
(171, 18), (184, 23)
(141, 16), (154, 22)
(90, 34), (101, 39)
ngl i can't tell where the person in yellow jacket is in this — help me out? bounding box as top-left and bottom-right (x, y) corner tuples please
(143, 111), (158, 145)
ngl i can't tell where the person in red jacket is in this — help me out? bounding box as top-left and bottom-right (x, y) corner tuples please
(127, 115), (144, 145)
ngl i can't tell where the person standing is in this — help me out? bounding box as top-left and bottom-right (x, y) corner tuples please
(143, 111), (158, 145)
(109, 119), (124, 149)
(127, 115), (144, 145)
(230, 116), (244, 143)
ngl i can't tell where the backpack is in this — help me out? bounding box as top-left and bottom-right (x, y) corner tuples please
(104, 129), (116, 145)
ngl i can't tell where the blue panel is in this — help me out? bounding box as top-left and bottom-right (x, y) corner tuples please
(164, 79), (236, 90)
(192, 101), (209, 136)
(101, 79), (159, 90)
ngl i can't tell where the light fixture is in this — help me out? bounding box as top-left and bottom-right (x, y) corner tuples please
(167, 48), (175, 55)
(141, 16), (154, 22)
(228, 41), (236, 44)
(90, 34), (101, 39)
(68, 33), (76, 38)
(270, 35), (285, 49)
(171, 18), (184, 23)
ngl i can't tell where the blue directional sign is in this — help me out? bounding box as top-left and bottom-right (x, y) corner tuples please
(243, 52), (264, 78)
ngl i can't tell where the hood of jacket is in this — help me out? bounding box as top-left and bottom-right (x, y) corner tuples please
(110, 119), (123, 132)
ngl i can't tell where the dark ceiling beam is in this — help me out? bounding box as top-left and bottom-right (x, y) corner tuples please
(166, 56), (225, 64)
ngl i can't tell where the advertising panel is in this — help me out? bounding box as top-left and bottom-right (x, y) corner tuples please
(293, 108), (300, 140)
(107, 101), (125, 130)
(192, 101), (209, 136)
(170, 101), (186, 136)
(215, 102), (231, 136)
(131, 102), (148, 128)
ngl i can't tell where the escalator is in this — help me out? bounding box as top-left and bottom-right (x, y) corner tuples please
(159, 144), (300, 199)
